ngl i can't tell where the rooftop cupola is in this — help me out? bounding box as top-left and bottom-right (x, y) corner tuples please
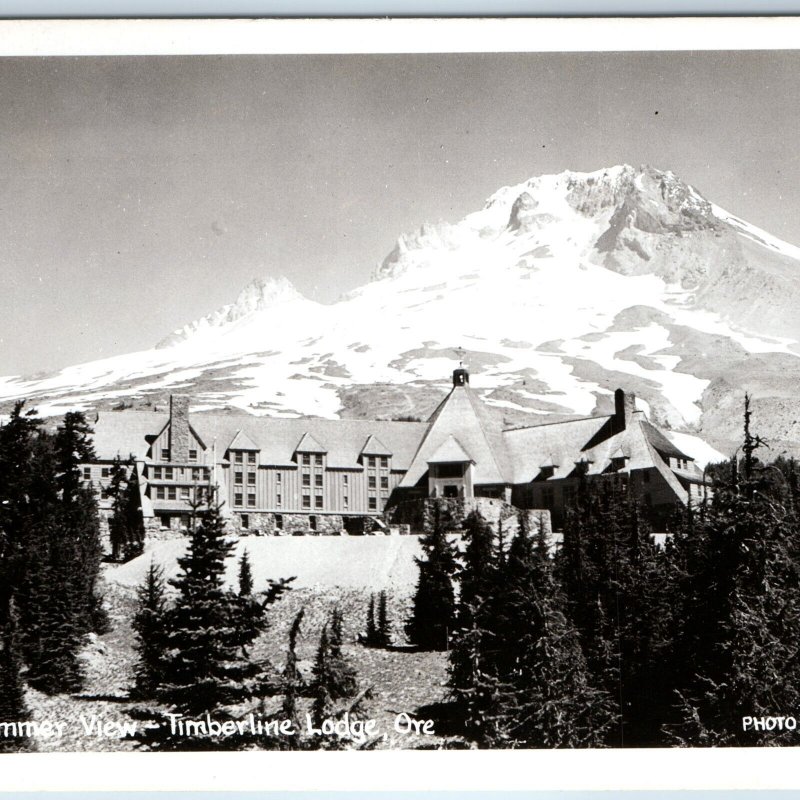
(452, 367), (469, 387)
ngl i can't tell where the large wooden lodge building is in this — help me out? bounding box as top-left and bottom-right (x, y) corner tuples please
(84, 367), (707, 537)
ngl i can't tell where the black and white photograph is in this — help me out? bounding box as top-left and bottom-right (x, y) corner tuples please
(3, 18), (800, 756)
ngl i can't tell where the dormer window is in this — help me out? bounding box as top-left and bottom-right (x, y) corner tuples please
(234, 451), (243, 465)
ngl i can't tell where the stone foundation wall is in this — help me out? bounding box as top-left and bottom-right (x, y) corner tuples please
(386, 497), (551, 537)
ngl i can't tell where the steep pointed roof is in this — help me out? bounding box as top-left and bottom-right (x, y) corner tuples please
(228, 429), (260, 451)
(295, 432), (327, 454)
(399, 383), (510, 488)
(360, 434), (392, 457)
(428, 435), (474, 464)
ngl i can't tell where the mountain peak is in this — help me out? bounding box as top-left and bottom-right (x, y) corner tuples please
(156, 275), (306, 348)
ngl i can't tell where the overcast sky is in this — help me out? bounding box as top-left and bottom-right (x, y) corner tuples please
(2, 50), (800, 376)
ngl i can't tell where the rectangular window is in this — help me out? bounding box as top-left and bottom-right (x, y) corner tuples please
(235, 492), (243, 507)
(315, 473), (323, 487)
(310, 515), (317, 531)
(343, 496), (349, 510)
(161, 448), (170, 461)
(276, 493), (282, 507)
(164, 467), (174, 480)
(247, 472), (256, 486)
(156, 487), (165, 499)
(180, 487), (190, 500)
(380, 475), (389, 489)
(234, 451), (243, 464)
(192, 468), (201, 481)
(302, 453), (311, 466)
(380, 457), (388, 468)
(152, 466), (162, 480)
(368, 496), (377, 510)
(167, 486), (177, 500)
(315, 495), (323, 509)
(189, 449), (198, 462)
(275, 514), (283, 530)
(368, 475), (376, 489)
(247, 451), (256, 465)
(368, 456), (375, 468)
(276, 472), (282, 484)
(302, 473), (311, 487)
(302, 494), (311, 509)
(247, 493), (256, 508)
(83, 466), (91, 480)
(101, 467), (110, 478)
(315, 454), (323, 465)
(235, 471), (243, 486)
(241, 514), (249, 529)
(342, 474), (349, 486)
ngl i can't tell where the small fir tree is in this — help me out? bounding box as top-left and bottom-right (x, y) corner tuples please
(365, 594), (379, 647)
(135, 497), (275, 750)
(131, 559), (169, 699)
(377, 591), (392, 648)
(405, 505), (458, 651)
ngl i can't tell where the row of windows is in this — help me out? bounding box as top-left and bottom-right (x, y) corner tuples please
(151, 466), (210, 481)
(231, 492), (388, 511)
(232, 451), (258, 465)
(154, 485), (210, 501)
(158, 448), (201, 462)
(301, 453), (324, 466)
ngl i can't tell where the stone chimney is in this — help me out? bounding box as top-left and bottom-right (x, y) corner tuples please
(613, 388), (637, 432)
(169, 395), (191, 463)
(452, 367), (470, 387)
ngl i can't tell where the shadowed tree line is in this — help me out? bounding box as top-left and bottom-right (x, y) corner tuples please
(0, 403), (107, 750)
(408, 396), (800, 747)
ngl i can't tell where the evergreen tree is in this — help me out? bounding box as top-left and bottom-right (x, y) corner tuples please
(136, 498), (273, 750)
(280, 608), (305, 750)
(311, 612), (362, 748)
(665, 397), (800, 745)
(365, 594), (379, 647)
(310, 624), (334, 727)
(53, 411), (106, 635)
(448, 510), (500, 736)
(326, 606), (358, 699)
(405, 505), (458, 651)
(487, 515), (616, 747)
(107, 458), (145, 562)
(23, 509), (85, 695)
(377, 590), (392, 648)
(131, 560), (168, 699)
(0, 599), (30, 753)
(238, 549), (254, 596)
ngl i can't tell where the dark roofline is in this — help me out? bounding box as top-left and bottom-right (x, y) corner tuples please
(503, 413), (613, 434)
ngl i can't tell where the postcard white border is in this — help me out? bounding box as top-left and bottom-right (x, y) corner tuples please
(2, 14), (800, 792)
(0, 16), (798, 56)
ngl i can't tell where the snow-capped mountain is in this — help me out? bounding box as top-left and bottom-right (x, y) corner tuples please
(4, 163), (800, 457)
